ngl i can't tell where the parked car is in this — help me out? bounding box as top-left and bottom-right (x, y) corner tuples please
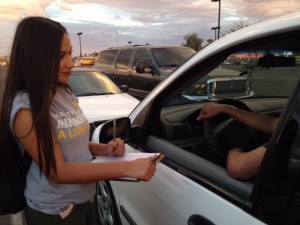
(68, 67), (139, 138)
(74, 56), (96, 67)
(182, 67), (252, 100)
(92, 13), (300, 225)
(93, 45), (196, 99)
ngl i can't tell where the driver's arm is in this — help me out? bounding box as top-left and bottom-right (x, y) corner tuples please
(226, 145), (267, 180)
(197, 102), (279, 134)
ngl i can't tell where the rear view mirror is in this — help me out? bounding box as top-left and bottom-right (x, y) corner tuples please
(99, 117), (131, 144)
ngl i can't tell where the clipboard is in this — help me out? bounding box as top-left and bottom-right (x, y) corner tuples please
(92, 153), (165, 182)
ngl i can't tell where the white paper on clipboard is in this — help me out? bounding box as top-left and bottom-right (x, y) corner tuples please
(92, 152), (163, 181)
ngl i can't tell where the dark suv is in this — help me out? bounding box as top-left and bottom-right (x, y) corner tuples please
(93, 45), (196, 99)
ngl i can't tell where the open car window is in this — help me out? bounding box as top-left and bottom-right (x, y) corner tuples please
(150, 31), (300, 199)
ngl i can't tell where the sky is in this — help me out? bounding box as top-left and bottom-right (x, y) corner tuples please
(0, 0), (300, 57)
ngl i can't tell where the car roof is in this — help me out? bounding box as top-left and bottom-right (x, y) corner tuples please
(101, 45), (194, 51)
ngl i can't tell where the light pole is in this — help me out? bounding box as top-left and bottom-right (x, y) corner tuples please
(211, 27), (218, 41)
(77, 32), (82, 59)
(116, 31), (119, 47)
(211, 0), (221, 39)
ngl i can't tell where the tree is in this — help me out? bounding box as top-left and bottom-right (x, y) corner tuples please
(222, 20), (260, 36)
(182, 33), (203, 51)
(206, 39), (214, 45)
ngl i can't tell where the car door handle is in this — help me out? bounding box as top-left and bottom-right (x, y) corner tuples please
(188, 215), (215, 225)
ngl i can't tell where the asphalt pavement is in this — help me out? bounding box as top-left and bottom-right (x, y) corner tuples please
(0, 212), (26, 225)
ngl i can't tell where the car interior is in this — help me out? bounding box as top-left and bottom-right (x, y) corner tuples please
(142, 30), (300, 200)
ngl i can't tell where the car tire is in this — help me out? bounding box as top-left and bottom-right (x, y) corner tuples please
(95, 181), (121, 225)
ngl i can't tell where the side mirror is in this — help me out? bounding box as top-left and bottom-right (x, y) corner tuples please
(136, 60), (145, 73)
(136, 60), (154, 74)
(239, 71), (249, 76)
(93, 117), (131, 144)
(119, 85), (129, 93)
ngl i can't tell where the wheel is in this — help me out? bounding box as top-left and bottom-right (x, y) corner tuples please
(95, 181), (121, 225)
(202, 99), (254, 159)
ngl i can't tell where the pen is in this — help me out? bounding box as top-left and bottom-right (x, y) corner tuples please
(113, 119), (117, 156)
(113, 118), (116, 141)
(153, 154), (165, 165)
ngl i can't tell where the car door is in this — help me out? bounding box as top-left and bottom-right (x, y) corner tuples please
(113, 49), (133, 88)
(109, 144), (264, 225)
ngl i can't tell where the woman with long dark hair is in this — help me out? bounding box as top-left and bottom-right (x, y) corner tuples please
(0, 17), (157, 225)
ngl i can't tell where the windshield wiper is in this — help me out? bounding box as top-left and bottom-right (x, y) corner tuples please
(243, 94), (289, 99)
(76, 92), (114, 97)
(76, 92), (100, 96)
(97, 92), (115, 95)
(159, 64), (179, 67)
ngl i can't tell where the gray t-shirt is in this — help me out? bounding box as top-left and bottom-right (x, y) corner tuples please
(10, 88), (95, 214)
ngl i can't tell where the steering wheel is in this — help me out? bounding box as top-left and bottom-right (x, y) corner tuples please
(202, 98), (254, 158)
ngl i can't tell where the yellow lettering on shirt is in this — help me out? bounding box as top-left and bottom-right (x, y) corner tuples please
(58, 123), (90, 139)
(68, 129), (75, 138)
(58, 130), (67, 139)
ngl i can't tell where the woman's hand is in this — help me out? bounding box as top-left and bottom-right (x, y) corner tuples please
(106, 138), (125, 157)
(129, 155), (158, 181)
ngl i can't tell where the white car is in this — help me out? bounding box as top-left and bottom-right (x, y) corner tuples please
(68, 67), (139, 138)
(92, 13), (300, 225)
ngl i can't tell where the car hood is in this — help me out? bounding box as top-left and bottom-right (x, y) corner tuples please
(160, 68), (176, 76)
(77, 93), (139, 123)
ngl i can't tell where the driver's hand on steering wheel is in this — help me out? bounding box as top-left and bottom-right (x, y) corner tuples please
(197, 102), (227, 121)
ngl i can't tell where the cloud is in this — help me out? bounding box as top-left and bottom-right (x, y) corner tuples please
(0, 0), (299, 56)
(0, 0), (53, 21)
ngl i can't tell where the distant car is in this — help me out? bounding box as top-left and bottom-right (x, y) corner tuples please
(74, 56), (96, 67)
(68, 67), (139, 138)
(92, 13), (300, 225)
(93, 45), (196, 99)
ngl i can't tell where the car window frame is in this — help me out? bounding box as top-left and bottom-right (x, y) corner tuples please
(251, 77), (300, 224)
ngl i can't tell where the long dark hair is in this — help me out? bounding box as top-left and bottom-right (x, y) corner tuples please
(0, 17), (67, 177)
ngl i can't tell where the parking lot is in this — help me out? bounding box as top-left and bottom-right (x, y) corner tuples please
(0, 64), (299, 225)
(222, 65), (299, 96)
(0, 212), (26, 225)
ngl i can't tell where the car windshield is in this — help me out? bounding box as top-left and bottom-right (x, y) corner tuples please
(68, 71), (122, 96)
(168, 48), (300, 106)
(152, 48), (196, 68)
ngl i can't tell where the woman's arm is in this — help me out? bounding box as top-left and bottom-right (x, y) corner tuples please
(13, 109), (157, 184)
(89, 139), (125, 157)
